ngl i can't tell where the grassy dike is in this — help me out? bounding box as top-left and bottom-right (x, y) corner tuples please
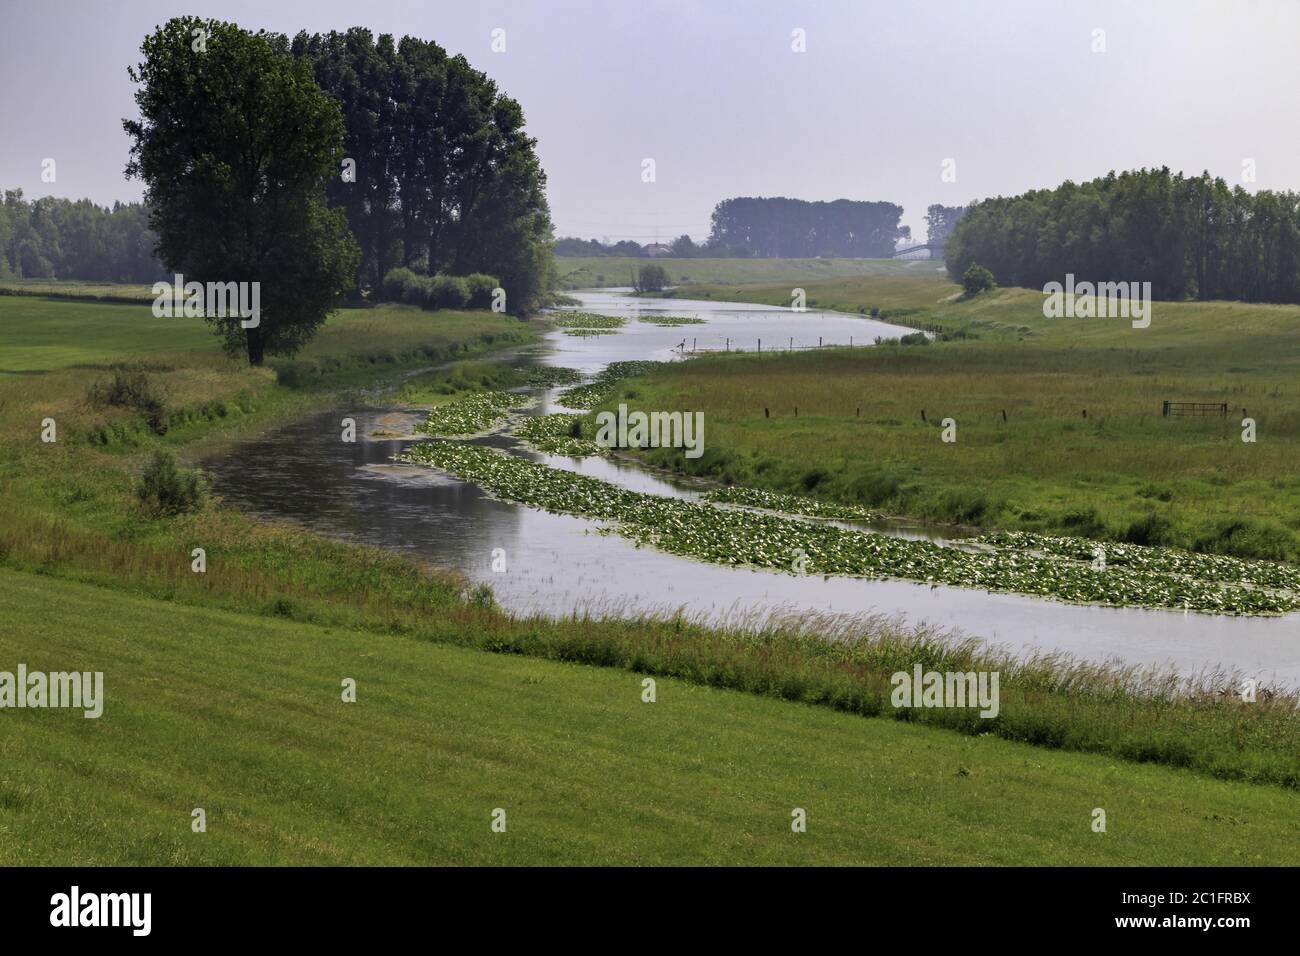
(3, 568), (1298, 866)
(1, 292), (1298, 863)
(628, 275), (1300, 561)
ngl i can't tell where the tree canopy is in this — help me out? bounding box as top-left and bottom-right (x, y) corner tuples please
(945, 168), (1300, 303)
(291, 28), (554, 311)
(124, 17), (359, 365)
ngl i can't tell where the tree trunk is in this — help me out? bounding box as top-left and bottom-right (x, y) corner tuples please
(245, 324), (265, 366)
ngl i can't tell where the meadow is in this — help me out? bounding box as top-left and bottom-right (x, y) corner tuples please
(554, 255), (938, 290)
(616, 277), (1300, 560)
(2, 289), (1298, 864)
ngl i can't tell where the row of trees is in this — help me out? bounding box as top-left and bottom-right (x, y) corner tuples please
(945, 168), (1300, 303)
(0, 190), (162, 282)
(124, 18), (553, 365)
(291, 28), (553, 309)
(706, 197), (908, 258)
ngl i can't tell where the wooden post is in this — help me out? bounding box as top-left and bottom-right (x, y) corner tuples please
(795, 406), (798, 417)
(1001, 409), (1007, 422)
(1082, 409), (1088, 419)
(819, 336), (822, 347)
(758, 339), (761, 352)
(856, 406), (860, 417)
(764, 407), (769, 418)
(726, 338), (729, 351)
(921, 409), (927, 422)
(1162, 401), (1169, 418)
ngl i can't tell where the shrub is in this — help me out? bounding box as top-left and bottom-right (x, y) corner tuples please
(136, 449), (207, 516)
(88, 366), (169, 435)
(1122, 512), (1175, 546)
(936, 488), (992, 524)
(1194, 518), (1296, 561)
(850, 471), (902, 506)
(962, 263), (997, 297)
(429, 274), (470, 309)
(635, 263), (670, 292)
(1137, 483), (1174, 502)
(1056, 506), (1108, 539)
(899, 332), (930, 346)
(403, 274), (434, 308)
(465, 273), (499, 309)
(380, 266), (421, 303)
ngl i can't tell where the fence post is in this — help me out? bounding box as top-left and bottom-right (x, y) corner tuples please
(758, 339), (761, 353)
(1162, 401), (1169, 418)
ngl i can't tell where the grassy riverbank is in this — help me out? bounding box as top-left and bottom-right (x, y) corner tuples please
(2, 289), (1298, 864)
(614, 276), (1300, 561)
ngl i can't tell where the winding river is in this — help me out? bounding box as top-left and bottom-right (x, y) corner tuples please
(204, 290), (1300, 688)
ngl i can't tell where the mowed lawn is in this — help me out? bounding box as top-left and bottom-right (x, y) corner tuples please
(0, 568), (1295, 866)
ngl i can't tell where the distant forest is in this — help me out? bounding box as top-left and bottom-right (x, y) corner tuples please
(558, 196), (911, 258)
(0, 190), (163, 282)
(945, 167), (1300, 303)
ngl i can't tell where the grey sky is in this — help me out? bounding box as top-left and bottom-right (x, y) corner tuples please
(3, 0), (1298, 242)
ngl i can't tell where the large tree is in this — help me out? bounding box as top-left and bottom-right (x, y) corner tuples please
(291, 29), (554, 311)
(124, 17), (359, 365)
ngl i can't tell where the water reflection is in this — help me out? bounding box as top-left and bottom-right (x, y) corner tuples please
(204, 291), (1300, 688)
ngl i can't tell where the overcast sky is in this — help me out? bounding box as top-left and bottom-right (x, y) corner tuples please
(3, 0), (1298, 242)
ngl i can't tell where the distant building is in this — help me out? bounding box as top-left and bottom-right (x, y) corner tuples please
(643, 243), (674, 257)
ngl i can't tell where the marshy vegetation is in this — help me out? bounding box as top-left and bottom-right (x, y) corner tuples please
(398, 441), (1298, 615)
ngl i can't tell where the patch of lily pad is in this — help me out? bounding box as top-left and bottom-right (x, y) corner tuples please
(519, 365), (583, 387)
(546, 311), (627, 329)
(514, 413), (603, 457)
(397, 442), (1298, 615)
(704, 486), (881, 521)
(555, 360), (666, 409)
(415, 390), (534, 437)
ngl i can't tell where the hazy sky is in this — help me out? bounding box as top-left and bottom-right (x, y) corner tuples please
(3, 0), (1298, 241)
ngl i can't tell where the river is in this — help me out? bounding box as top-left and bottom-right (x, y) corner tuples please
(204, 290), (1300, 688)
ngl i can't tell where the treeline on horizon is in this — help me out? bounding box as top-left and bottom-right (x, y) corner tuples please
(0, 190), (162, 283)
(558, 197), (913, 259)
(945, 167), (1300, 303)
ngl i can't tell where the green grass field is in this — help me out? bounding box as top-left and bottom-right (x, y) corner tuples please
(617, 276), (1300, 559)
(2, 287), (1298, 864)
(555, 255), (939, 290)
(2, 568), (1296, 866)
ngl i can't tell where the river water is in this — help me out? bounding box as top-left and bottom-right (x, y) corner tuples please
(204, 291), (1300, 688)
